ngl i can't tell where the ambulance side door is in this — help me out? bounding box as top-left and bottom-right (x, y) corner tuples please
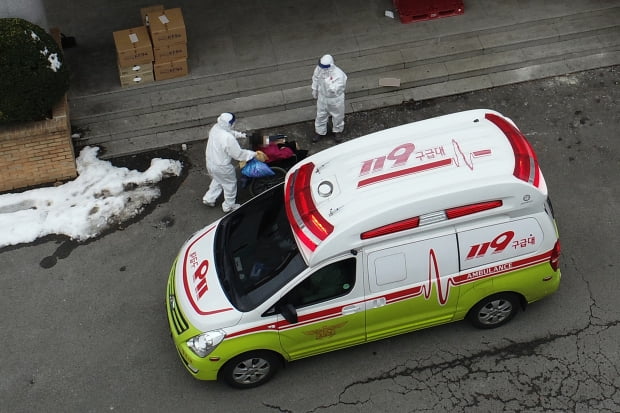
(364, 232), (460, 342)
(275, 257), (366, 360)
(453, 217), (548, 307)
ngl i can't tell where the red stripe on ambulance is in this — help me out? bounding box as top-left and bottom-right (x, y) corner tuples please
(225, 249), (554, 339)
(358, 158), (452, 188)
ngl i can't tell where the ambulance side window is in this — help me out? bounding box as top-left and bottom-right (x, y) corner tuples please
(284, 258), (356, 308)
(374, 253), (407, 285)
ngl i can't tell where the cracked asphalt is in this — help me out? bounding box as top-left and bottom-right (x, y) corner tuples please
(1, 66), (618, 412)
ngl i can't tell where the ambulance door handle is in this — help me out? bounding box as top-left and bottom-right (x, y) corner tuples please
(342, 304), (361, 315)
(371, 297), (386, 308)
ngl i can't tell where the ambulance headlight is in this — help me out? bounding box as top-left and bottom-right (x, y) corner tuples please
(187, 330), (225, 358)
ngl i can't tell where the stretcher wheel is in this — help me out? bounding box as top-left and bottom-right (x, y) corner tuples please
(249, 166), (287, 197)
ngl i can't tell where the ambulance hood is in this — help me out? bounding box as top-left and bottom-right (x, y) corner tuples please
(174, 223), (242, 330)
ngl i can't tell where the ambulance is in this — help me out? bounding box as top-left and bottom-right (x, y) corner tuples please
(166, 109), (561, 388)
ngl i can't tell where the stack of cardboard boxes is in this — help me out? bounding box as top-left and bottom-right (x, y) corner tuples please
(113, 26), (154, 87)
(113, 5), (188, 87)
(147, 7), (188, 81)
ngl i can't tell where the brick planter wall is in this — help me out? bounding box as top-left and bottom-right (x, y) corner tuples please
(0, 95), (77, 192)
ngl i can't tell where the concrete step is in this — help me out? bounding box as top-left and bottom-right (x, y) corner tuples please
(70, 7), (619, 123)
(92, 50), (620, 159)
(70, 7), (620, 158)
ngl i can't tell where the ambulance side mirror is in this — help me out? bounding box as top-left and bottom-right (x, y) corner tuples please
(279, 302), (298, 324)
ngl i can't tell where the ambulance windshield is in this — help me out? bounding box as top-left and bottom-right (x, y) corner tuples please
(214, 183), (307, 312)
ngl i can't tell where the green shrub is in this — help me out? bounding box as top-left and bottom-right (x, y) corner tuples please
(0, 18), (70, 123)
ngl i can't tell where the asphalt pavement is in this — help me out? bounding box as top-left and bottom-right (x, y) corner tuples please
(2, 0), (620, 411)
(1, 65), (619, 412)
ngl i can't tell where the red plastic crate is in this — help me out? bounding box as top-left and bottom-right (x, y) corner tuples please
(393, 0), (464, 24)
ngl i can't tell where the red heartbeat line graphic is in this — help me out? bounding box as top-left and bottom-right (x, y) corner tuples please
(451, 139), (492, 170)
(409, 247), (550, 307)
(422, 249), (451, 305)
(383, 249), (453, 306)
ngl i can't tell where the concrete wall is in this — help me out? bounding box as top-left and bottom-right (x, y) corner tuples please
(0, 0), (48, 28)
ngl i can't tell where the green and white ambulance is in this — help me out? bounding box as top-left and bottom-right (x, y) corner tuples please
(166, 109), (561, 388)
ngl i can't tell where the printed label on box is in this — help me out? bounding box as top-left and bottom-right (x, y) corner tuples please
(129, 33), (139, 43)
(147, 8), (186, 47)
(154, 58), (188, 80)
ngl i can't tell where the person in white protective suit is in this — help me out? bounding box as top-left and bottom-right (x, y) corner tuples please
(202, 112), (267, 213)
(311, 54), (348, 143)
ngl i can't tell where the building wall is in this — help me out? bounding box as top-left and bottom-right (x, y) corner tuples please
(0, 0), (48, 28)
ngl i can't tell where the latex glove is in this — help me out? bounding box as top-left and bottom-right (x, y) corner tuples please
(239, 160), (247, 169)
(255, 151), (268, 162)
(312, 89), (318, 99)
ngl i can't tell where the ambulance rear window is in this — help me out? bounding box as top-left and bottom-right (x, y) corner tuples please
(215, 184), (307, 312)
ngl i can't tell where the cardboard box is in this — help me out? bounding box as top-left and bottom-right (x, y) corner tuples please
(147, 8), (187, 47)
(153, 57), (188, 81)
(153, 42), (188, 62)
(117, 61), (154, 77)
(119, 70), (155, 87)
(113, 26), (154, 66)
(140, 4), (164, 26)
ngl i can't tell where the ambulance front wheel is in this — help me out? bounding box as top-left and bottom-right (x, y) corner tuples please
(468, 293), (520, 329)
(220, 351), (282, 389)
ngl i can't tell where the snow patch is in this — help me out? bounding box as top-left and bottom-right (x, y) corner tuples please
(0, 146), (183, 248)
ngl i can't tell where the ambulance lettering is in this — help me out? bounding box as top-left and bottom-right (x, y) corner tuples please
(458, 219), (544, 270)
(415, 145), (446, 161)
(466, 263), (512, 280)
(193, 259), (209, 299)
(188, 251), (199, 268)
(466, 231), (514, 259)
(357, 140), (492, 188)
(359, 143), (415, 175)
(181, 225), (233, 315)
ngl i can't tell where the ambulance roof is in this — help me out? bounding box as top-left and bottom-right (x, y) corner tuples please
(284, 109), (548, 266)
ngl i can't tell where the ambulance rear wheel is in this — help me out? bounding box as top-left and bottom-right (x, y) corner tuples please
(468, 293), (520, 329)
(220, 351), (281, 389)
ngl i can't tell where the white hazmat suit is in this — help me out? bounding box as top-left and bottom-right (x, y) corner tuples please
(202, 113), (256, 212)
(312, 54), (347, 140)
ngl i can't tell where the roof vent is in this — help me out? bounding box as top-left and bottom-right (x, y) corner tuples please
(318, 181), (333, 197)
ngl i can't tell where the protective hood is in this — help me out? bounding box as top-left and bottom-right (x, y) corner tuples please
(319, 54), (334, 69)
(216, 112), (235, 131)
